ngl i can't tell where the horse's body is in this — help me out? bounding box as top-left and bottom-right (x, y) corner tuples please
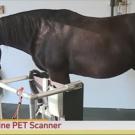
(0, 9), (135, 84)
(0, 9), (135, 120)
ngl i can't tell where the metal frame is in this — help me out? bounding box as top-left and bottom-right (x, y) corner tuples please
(0, 75), (83, 119)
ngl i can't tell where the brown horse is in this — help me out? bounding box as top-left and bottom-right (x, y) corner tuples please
(0, 9), (134, 119)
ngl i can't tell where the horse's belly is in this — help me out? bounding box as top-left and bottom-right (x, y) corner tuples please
(70, 55), (132, 79)
(68, 33), (133, 78)
(71, 64), (130, 79)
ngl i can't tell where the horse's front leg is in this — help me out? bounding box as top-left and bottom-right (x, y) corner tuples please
(48, 68), (70, 84)
(48, 68), (83, 120)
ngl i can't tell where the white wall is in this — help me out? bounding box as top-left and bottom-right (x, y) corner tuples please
(0, 0), (135, 109)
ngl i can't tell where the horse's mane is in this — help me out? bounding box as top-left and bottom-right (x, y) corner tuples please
(0, 11), (41, 46)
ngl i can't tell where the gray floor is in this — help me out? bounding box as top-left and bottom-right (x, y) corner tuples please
(1, 103), (135, 120)
(83, 107), (135, 120)
(1, 103), (30, 119)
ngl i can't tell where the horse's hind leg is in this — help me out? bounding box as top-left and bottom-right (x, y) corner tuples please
(48, 68), (83, 120)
